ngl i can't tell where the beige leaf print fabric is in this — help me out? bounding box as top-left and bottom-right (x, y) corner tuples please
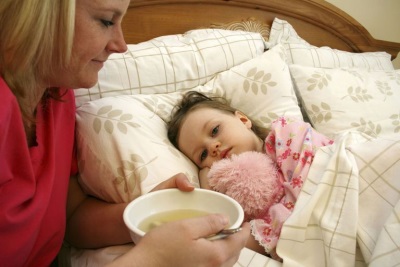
(204, 44), (303, 130)
(289, 65), (400, 139)
(75, 95), (199, 203)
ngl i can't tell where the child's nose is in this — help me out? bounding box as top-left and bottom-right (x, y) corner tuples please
(208, 141), (220, 156)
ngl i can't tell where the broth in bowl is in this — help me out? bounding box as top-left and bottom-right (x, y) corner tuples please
(123, 188), (244, 244)
(138, 209), (210, 232)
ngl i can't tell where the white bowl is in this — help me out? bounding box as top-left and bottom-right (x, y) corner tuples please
(123, 188), (244, 244)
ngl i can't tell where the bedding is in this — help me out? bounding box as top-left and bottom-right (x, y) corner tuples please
(250, 117), (334, 260)
(278, 132), (400, 266)
(75, 44), (303, 203)
(74, 29), (265, 108)
(68, 1), (400, 266)
(289, 65), (400, 139)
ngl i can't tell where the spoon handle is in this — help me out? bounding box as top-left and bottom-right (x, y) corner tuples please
(206, 227), (242, 241)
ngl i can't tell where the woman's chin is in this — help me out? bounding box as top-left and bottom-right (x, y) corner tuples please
(74, 76), (98, 89)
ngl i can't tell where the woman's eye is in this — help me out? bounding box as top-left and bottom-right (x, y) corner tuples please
(200, 150), (208, 162)
(101, 19), (114, 27)
(211, 126), (219, 136)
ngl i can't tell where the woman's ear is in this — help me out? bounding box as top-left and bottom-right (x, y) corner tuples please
(234, 110), (252, 128)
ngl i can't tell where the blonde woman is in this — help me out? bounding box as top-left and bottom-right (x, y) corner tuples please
(0, 0), (249, 266)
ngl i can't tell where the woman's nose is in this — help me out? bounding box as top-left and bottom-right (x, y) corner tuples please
(107, 26), (128, 54)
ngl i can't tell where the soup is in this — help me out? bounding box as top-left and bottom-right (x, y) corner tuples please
(138, 209), (210, 232)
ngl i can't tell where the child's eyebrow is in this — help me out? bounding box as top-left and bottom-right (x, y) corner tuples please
(202, 120), (213, 133)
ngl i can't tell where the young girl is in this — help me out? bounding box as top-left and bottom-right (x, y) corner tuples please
(168, 91), (334, 260)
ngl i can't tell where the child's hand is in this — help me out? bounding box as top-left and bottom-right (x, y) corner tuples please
(199, 167), (211, 189)
(150, 173), (195, 192)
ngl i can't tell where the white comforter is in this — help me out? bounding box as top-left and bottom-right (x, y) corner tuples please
(69, 132), (400, 267)
(242, 132), (400, 267)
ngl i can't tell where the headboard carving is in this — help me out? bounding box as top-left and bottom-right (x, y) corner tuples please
(209, 17), (270, 41)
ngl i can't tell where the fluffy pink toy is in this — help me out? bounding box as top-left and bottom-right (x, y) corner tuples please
(208, 151), (281, 222)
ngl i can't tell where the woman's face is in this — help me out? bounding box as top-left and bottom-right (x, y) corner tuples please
(178, 108), (264, 169)
(49, 0), (129, 89)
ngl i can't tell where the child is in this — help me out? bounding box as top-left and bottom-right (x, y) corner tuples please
(167, 91), (334, 260)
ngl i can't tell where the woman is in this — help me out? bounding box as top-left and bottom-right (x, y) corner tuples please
(0, 0), (249, 266)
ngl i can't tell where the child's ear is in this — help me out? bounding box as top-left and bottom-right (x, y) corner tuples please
(234, 110), (252, 128)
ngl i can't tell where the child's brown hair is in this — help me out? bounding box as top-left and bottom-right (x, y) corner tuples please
(167, 91), (267, 149)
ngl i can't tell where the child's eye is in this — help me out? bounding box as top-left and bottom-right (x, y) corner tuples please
(200, 150), (208, 162)
(211, 125), (219, 136)
(101, 19), (114, 27)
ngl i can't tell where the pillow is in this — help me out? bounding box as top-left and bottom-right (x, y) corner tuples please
(76, 92), (200, 203)
(75, 44), (303, 203)
(74, 29), (265, 108)
(204, 43), (303, 129)
(289, 64), (400, 138)
(267, 18), (394, 71)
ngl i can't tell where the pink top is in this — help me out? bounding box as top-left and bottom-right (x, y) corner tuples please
(0, 77), (77, 266)
(250, 117), (333, 260)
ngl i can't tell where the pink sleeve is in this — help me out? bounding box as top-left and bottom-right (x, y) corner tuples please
(250, 117), (333, 259)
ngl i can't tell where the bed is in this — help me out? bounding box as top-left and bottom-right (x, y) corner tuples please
(68, 0), (400, 266)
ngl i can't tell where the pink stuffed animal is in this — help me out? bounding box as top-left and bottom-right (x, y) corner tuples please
(208, 151), (282, 222)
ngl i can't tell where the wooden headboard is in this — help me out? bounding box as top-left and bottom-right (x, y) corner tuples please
(122, 0), (400, 60)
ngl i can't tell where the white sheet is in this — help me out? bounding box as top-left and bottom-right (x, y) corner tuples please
(67, 132), (400, 267)
(277, 132), (400, 266)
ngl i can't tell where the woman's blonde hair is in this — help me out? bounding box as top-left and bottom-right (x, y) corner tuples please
(0, 0), (75, 123)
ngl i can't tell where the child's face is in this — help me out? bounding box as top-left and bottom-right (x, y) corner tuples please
(178, 107), (264, 169)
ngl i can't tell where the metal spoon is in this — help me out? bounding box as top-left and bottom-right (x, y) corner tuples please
(206, 227), (242, 241)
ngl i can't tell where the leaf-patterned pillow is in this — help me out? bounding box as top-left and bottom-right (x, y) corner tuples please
(204, 43), (303, 129)
(76, 92), (199, 203)
(289, 64), (400, 138)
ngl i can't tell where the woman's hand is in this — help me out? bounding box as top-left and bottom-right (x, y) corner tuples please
(150, 173), (195, 192)
(111, 173), (251, 267)
(108, 214), (250, 267)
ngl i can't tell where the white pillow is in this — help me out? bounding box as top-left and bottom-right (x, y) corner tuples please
(204, 43), (303, 129)
(267, 18), (394, 71)
(289, 64), (400, 138)
(74, 29), (265, 108)
(75, 45), (303, 203)
(76, 92), (200, 203)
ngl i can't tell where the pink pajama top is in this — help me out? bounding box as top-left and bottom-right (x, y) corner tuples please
(250, 117), (333, 260)
(0, 77), (77, 266)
